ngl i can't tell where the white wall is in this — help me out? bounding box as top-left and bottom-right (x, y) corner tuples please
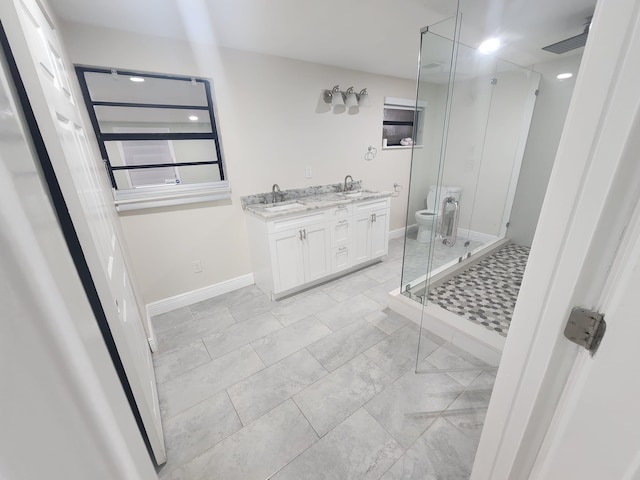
(60, 21), (416, 303)
(508, 53), (583, 247)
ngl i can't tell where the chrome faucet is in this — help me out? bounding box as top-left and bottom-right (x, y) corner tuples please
(272, 183), (281, 203)
(344, 175), (354, 192)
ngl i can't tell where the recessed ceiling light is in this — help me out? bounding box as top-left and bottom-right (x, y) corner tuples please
(478, 38), (501, 54)
(188, 115), (199, 121)
(556, 73), (573, 80)
(129, 76), (145, 83)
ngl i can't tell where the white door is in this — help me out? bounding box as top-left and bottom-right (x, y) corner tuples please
(529, 205), (640, 479)
(271, 228), (304, 292)
(4, 0), (166, 463)
(302, 223), (330, 282)
(0, 31), (156, 479)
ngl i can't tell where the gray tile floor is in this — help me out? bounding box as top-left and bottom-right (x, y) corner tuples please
(153, 238), (496, 480)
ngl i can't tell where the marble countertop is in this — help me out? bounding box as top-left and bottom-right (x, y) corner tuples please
(244, 190), (392, 220)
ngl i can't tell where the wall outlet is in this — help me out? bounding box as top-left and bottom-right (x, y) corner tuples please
(305, 166), (312, 178)
(192, 260), (202, 273)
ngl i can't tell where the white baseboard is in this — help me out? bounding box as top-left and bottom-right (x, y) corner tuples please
(147, 273), (255, 317)
(458, 228), (498, 245)
(145, 273), (255, 350)
(389, 226), (407, 240)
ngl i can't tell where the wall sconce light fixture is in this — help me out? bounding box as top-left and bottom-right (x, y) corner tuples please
(358, 88), (370, 107)
(345, 87), (358, 107)
(323, 85), (370, 109)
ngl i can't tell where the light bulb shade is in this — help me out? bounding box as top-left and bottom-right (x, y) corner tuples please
(344, 87), (358, 108)
(358, 89), (370, 107)
(331, 90), (345, 106)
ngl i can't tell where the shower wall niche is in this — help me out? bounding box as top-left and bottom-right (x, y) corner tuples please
(401, 15), (540, 302)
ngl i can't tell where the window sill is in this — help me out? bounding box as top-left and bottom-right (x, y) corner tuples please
(382, 145), (424, 150)
(113, 181), (231, 212)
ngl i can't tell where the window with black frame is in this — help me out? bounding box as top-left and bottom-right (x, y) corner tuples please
(75, 66), (228, 210)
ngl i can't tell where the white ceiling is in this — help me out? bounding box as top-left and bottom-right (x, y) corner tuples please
(50, 0), (596, 79)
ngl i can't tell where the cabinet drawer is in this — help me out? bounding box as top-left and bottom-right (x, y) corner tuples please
(354, 198), (390, 213)
(330, 218), (352, 247)
(328, 203), (352, 217)
(331, 245), (352, 273)
(268, 211), (326, 233)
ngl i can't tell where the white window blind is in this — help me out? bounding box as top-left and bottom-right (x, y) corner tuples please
(114, 127), (179, 188)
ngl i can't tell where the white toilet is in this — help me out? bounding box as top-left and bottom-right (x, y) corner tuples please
(414, 185), (462, 243)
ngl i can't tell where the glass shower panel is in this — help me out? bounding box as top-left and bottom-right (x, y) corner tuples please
(436, 40), (499, 267)
(467, 59), (540, 246)
(401, 18), (460, 300)
(402, 18), (501, 304)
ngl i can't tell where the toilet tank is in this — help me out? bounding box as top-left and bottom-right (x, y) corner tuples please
(426, 185), (461, 209)
(445, 186), (462, 201)
(426, 185), (448, 210)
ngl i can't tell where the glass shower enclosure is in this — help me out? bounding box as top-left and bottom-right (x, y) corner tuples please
(400, 13), (540, 353)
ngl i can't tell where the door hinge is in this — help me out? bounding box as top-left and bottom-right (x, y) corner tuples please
(564, 307), (606, 355)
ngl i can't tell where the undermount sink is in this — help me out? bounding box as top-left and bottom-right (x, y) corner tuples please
(342, 190), (374, 198)
(263, 201), (304, 213)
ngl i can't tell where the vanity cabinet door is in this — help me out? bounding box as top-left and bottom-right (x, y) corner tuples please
(354, 212), (373, 264)
(302, 223), (331, 282)
(270, 228), (305, 292)
(370, 207), (390, 259)
(354, 206), (390, 264)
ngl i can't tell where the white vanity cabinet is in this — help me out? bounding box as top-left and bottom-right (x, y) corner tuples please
(246, 196), (390, 299)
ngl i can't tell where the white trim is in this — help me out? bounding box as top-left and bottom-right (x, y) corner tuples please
(114, 180), (231, 211)
(384, 96), (428, 109)
(499, 72), (541, 238)
(388, 226), (407, 240)
(382, 145), (424, 150)
(146, 273), (255, 318)
(458, 228), (498, 245)
(145, 309), (159, 353)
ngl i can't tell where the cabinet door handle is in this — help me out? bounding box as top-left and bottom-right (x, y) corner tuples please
(337, 204), (347, 210)
(299, 230), (303, 241)
(338, 219), (348, 224)
(338, 246), (347, 251)
(371, 213), (377, 223)
(303, 229), (307, 240)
